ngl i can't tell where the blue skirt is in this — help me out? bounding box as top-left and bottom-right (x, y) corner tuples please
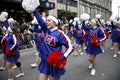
(86, 43), (103, 55)
(76, 38), (84, 44)
(6, 51), (20, 62)
(38, 59), (66, 77)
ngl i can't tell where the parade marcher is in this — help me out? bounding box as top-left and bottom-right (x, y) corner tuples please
(82, 16), (106, 76)
(1, 21), (24, 80)
(0, 11), (9, 71)
(22, 0), (73, 80)
(30, 16), (45, 68)
(96, 14), (111, 52)
(110, 20), (120, 57)
(73, 19), (85, 56)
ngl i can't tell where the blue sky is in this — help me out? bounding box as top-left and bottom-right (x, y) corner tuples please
(112, 0), (120, 17)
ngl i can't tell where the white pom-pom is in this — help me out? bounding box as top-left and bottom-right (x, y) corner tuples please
(8, 18), (14, 25)
(74, 17), (79, 22)
(109, 15), (117, 22)
(78, 21), (81, 25)
(22, 0), (40, 12)
(96, 14), (101, 19)
(0, 11), (8, 22)
(85, 20), (89, 25)
(80, 13), (90, 20)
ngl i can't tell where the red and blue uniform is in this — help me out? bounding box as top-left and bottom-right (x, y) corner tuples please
(111, 22), (120, 43)
(82, 21), (106, 55)
(34, 10), (73, 77)
(102, 25), (111, 39)
(74, 22), (85, 44)
(33, 24), (44, 52)
(1, 33), (20, 62)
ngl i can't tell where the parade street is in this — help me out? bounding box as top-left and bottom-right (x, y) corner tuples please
(0, 39), (120, 80)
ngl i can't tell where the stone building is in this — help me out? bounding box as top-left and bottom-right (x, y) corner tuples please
(48, 0), (112, 20)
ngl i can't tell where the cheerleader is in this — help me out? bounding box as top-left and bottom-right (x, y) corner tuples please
(73, 21), (85, 56)
(0, 11), (9, 71)
(1, 25), (24, 80)
(22, 0), (73, 80)
(82, 19), (106, 76)
(110, 20), (120, 57)
(99, 20), (111, 52)
(30, 16), (44, 68)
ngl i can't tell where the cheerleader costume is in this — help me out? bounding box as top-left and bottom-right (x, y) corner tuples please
(82, 21), (106, 55)
(111, 22), (120, 43)
(34, 10), (73, 77)
(33, 24), (44, 52)
(74, 22), (85, 44)
(102, 25), (111, 39)
(1, 33), (20, 62)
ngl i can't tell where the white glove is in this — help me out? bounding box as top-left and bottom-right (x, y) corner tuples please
(22, 0), (40, 12)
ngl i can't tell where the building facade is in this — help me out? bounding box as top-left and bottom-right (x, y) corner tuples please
(48, 0), (112, 20)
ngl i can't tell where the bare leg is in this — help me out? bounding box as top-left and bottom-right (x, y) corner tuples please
(39, 73), (48, 80)
(7, 62), (14, 79)
(52, 77), (60, 80)
(0, 54), (6, 70)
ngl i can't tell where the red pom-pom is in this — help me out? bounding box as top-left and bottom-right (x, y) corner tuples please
(48, 50), (67, 69)
(90, 37), (100, 47)
(105, 32), (109, 37)
(80, 36), (85, 41)
(85, 30), (90, 35)
(1, 42), (7, 49)
(73, 29), (77, 33)
(117, 34), (120, 39)
(6, 48), (17, 56)
(6, 48), (11, 56)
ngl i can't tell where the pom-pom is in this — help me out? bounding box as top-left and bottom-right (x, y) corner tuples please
(109, 15), (117, 22)
(74, 17), (79, 22)
(96, 14), (101, 19)
(90, 37), (100, 47)
(6, 48), (11, 56)
(80, 13), (90, 20)
(0, 11), (8, 22)
(117, 34), (120, 39)
(48, 50), (67, 69)
(80, 36), (85, 41)
(105, 32), (109, 37)
(6, 48), (17, 56)
(73, 29), (77, 33)
(85, 30), (90, 35)
(22, 0), (40, 12)
(1, 41), (8, 49)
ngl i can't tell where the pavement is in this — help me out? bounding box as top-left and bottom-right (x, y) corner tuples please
(0, 39), (120, 80)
